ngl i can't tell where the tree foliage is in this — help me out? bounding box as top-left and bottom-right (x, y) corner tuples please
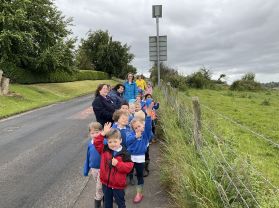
(0, 0), (76, 75)
(76, 30), (135, 78)
(241, 72), (255, 81)
(150, 63), (188, 90)
(186, 68), (215, 89)
(230, 73), (262, 91)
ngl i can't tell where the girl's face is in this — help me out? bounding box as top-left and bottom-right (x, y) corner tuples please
(135, 104), (141, 112)
(107, 137), (122, 151)
(99, 85), (108, 97)
(132, 121), (144, 133)
(136, 95), (142, 101)
(90, 129), (100, 139)
(120, 105), (129, 112)
(118, 114), (129, 126)
(129, 105), (135, 114)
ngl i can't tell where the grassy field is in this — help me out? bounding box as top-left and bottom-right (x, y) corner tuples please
(155, 87), (279, 208)
(182, 89), (279, 186)
(0, 80), (118, 118)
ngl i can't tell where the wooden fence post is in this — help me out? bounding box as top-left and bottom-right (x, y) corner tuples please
(1, 77), (10, 95)
(192, 97), (202, 151)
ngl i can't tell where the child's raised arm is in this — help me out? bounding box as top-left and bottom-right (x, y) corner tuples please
(94, 122), (111, 154)
(144, 103), (153, 140)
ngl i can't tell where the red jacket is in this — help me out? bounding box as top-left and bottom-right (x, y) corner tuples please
(94, 134), (134, 189)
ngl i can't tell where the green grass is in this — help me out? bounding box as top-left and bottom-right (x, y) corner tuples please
(0, 80), (118, 118)
(180, 89), (279, 186)
(155, 87), (279, 208)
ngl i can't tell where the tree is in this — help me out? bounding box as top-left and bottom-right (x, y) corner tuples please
(218, 74), (226, 81)
(0, 0), (76, 74)
(200, 67), (212, 80)
(76, 30), (135, 78)
(241, 72), (255, 81)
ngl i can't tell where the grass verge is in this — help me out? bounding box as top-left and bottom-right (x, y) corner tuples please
(0, 80), (118, 118)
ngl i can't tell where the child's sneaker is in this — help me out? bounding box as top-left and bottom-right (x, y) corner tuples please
(133, 193), (143, 203)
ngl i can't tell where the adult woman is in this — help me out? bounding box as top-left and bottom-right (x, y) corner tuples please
(108, 84), (125, 109)
(92, 84), (116, 126)
(123, 73), (138, 102)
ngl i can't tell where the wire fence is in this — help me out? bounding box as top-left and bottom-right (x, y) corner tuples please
(159, 84), (279, 208)
(180, 93), (279, 149)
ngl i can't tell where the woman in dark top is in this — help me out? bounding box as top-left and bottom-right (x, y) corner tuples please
(108, 84), (125, 109)
(92, 84), (116, 126)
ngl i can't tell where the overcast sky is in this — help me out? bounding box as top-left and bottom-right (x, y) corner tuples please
(55, 0), (279, 83)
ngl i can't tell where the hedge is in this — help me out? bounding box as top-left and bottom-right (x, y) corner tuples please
(2, 66), (109, 84)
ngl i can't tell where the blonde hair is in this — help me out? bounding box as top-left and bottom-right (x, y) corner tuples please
(130, 117), (144, 130)
(88, 122), (102, 132)
(134, 110), (145, 121)
(129, 103), (135, 109)
(112, 110), (129, 121)
(106, 129), (121, 140)
(134, 102), (141, 107)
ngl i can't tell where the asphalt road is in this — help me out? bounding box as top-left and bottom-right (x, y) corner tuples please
(0, 95), (95, 208)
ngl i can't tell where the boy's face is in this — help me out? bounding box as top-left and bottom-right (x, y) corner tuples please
(107, 137), (122, 151)
(118, 114), (128, 126)
(136, 96), (141, 102)
(132, 121), (144, 133)
(146, 95), (152, 99)
(120, 105), (129, 112)
(90, 129), (100, 139)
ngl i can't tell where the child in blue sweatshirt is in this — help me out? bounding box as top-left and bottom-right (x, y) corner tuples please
(112, 110), (132, 149)
(83, 122), (103, 208)
(126, 102), (153, 203)
(112, 109), (136, 185)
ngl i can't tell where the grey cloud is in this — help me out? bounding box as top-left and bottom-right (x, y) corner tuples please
(55, 0), (279, 82)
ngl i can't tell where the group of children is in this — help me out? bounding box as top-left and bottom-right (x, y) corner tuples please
(84, 91), (159, 208)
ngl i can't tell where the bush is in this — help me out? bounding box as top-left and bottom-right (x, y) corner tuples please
(230, 80), (263, 91)
(2, 65), (109, 84)
(230, 73), (263, 91)
(186, 71), (211, 88)
(150, 64), (188, 90)
(77, 70), (109, 80)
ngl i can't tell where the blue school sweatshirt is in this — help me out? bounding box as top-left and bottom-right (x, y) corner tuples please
(83, 139), (101, 176)
(126, 116), (152, 156)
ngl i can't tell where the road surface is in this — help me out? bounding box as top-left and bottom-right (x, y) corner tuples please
(0, 95), (94, 208)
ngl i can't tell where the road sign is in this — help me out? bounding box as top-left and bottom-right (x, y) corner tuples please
(152, 5), (162, 18)
(149, 35), (167, 61)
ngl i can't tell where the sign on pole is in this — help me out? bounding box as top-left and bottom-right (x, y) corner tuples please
(149, 35), (167, 61)
(152, 5), (162, 18)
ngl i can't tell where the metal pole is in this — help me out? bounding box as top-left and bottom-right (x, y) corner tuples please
(156, 17), (160, 86)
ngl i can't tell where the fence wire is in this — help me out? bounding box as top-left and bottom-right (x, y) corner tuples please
(159, 84), (279, 208)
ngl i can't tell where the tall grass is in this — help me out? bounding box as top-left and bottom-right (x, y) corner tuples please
(154, 87), (279, 208)
(154, 88), (222, 208)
